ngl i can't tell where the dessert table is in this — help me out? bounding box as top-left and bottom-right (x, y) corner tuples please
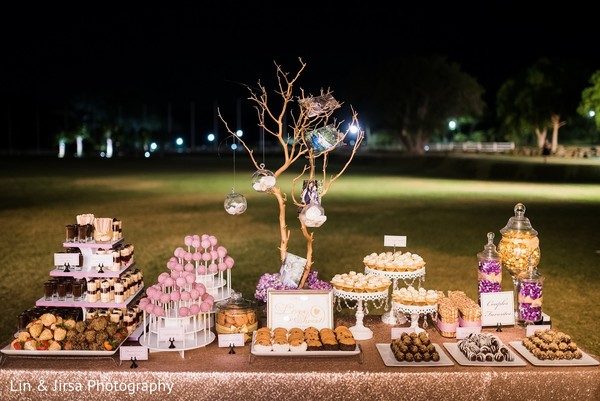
(1, 315), (598, 401)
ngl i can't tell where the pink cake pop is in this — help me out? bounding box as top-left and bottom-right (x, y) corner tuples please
(158, 272), (170, 283)
(208, 263), (218, 274)
(170, 269), (180, 279)
(190, 288), (200, 300)
(189, 304), (200, 315)
(197, 265), (206, 275)
(170, 291), (181, 302)
(180, 291), (191, 302)
(176, 277), (187, 288)
(185, 272), (196, 284)
(193, 234), (200, 241)
(138, 297), (150, 308)
(160, 293), (171, 304)
(154, 305), (165, 316)
(200, 239), (211, 249)
(178, 306), (189, 317)
(192, 252), (202, 261)
(144, 303), (155, 313)
(194, 283), (206, 296)
(202, 251), (212, 262)
(209, 235), (218, 247)
(192, 239), (200, 249)
(174, 247), (184, 257)
(217, 246), (227, 258)
(201, 234), (209, 240)
(225, 256), (234, 269)
(184, 235), (193, 246)
(201, 293), (214, 304)
(200, 301), (211, 313)
(163, 277), (174, 287)
(167, 260), (176, 270)
(210, 250), (219, 261)
(184, 252), (193, 262)
(217, 262), (227, 271)
(184, 262), (194, 272)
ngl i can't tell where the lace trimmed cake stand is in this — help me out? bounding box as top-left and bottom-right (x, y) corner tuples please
(333, 289), (389, 340)
(364, 266), (426, 325)
(392, 302), (438, 334)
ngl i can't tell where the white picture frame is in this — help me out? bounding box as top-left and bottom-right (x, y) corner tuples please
(267, 289), (333, 330)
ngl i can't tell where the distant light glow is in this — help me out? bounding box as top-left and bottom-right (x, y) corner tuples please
(106, 138), (113, 158)
(176, 137), (184, 146)
(448, 120), (457, 130)
(58, 140), (66, 158)
(144, 151), (151, 158)
(349, 124), (359, 135)
(150, 142), (158, 151)
(76, 135), (83, 157)
(207, 133), (215, 142)
(589, 110), (596, 118)
(236, 129), (243, 137)
(231, 143), (238, 150)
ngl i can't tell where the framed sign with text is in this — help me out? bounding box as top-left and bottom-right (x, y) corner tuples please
(267, 289), (333, 330)
(480, 291), (515, 326)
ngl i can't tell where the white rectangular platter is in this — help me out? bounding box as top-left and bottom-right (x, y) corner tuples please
(376, 343), (454, 367)
(443, 342), (526, 366)
(509, 341), (600, 367)
(250, 332), (360, 356)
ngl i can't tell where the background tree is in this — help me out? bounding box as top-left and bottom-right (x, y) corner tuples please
(577, 70), (600, 130)
(497, 58), (590, 152)
(349, 55), (484, 154)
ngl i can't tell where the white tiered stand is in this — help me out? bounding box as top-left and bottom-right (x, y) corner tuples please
(364, 266), (425, 325)
(333, 288), (389, 340)
(139, 269), (232, 357)
(392, 303), (438, 334)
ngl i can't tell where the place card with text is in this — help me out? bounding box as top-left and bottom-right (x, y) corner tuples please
(480, 291), (515, 326)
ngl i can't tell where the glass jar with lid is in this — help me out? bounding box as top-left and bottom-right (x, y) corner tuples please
(477, 232), (502, 304)
(497, 203), (540, 281)
(214, 291), (258, 343)
(517, 267), (544, 324)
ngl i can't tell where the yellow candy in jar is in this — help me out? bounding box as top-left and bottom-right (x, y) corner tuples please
(498, 203), (540, 276)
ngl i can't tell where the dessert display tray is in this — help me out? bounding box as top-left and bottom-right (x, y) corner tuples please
(1, 337), (126, 357)
(376, 343), (454, 367)
(35, 285), (144, 309)
(509, 341), (600, 367)
(250, 333), (361, 357)
(443, 342), (526, 367)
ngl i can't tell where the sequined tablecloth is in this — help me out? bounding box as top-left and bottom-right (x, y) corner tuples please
(1, 316), (599, 401)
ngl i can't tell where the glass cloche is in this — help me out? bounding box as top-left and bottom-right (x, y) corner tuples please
(497, 203), (540, 279)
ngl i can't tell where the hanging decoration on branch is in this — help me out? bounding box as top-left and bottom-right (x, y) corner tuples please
(252, 164), (276, 192)
(304, 124), (343, 155)
(298, 93), (341, 117)
(224, 136), (247, 216)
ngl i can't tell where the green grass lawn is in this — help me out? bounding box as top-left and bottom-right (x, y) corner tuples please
(1, 153), (599, 355)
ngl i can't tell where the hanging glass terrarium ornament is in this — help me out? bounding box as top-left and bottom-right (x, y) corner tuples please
(251, 163), (276, 192)
(305, 125), (342, 155)
(299, 201), (327, 227)
(224, 189), (247, 215)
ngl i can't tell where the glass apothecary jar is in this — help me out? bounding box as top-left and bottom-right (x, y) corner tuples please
(214, 291), (258, 343)
(497, 203), (540, 280)
(517, 269), (544, 324)
(477, 232), (502, 304)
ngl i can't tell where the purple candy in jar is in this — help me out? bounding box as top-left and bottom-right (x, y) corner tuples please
(477, 232), (502, 304)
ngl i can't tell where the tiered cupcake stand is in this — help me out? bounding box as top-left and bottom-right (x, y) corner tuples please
(364, 266), (425, 325)
(392, 303), (438, 334)
(333, 288), (389, 340)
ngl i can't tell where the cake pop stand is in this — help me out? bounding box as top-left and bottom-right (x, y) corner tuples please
(392, 302), (438, 334)
(333, 289), (389, 340)
(364, 266), (426, 325)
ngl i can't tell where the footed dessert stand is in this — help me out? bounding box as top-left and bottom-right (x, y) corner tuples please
(333, 289), (389, 340)
(365, 266), (425, 325)
(139, 311), (215, 358)
(392, 302), (438, 334)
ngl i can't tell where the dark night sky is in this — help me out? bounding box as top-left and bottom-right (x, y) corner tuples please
(2, 2), (599, 144)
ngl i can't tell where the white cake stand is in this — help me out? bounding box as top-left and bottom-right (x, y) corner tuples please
(392, 302), (438, 334)
(364, 266), (426, 325)
(333, 289), (389, 340)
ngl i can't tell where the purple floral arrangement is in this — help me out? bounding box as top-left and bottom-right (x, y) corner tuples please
(255, 271), (332, 303)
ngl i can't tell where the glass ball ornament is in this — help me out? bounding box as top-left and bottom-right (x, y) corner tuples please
(251, 164), (276, 192)
(298, 202), (327, 227)
(224, 190), (247, 215)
